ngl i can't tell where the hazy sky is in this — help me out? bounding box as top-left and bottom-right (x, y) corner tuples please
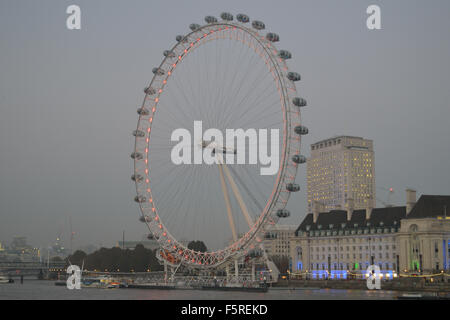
(1, 0), (450, 250)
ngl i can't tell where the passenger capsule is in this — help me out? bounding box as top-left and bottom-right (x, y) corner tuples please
(139, 215), (151, 223)
(266, 33), (280, 42)
(278, 50), (292, 60)
(292, 155), (306, 164)
(144, 86), (156, 95)
(220, 12), (234, 21)
(189, 23), (201, 31)
(293, 97), (307, 107)
(163, 50), (175, 58)
(132, 130), (145, 138)
(286, 183), (300, 192)
(152, 67), (164, 76)
(134, 195), (146, 203)
(236, 14), (250, 23)
(137, 108), (149, 116)
(205, 16), (217, 24)
(251, 20), (265, 30)
(294, 125), (309, 135)
(176, 35), (186, 42)
(276, 209), (291, 218)
(131, 152), (143, 160)
(287, 72), (301, 81)
(131, 174), (144, 182)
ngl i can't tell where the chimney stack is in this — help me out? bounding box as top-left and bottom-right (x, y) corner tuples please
(313, 201), (324, 223)
(346, 198), (354, 221)
(406, 189), (416, 215)
(366, 196), (373, 220)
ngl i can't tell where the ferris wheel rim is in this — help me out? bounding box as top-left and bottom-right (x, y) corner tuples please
(133, 17), (303, 268)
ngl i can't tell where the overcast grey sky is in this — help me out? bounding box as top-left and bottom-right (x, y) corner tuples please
(1, 0), (449, 250)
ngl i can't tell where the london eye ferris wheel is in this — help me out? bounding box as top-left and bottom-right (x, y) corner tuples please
(131, 12), (309, 270)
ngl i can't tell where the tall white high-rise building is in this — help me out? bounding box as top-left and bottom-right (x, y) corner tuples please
(307, 136), (375, 212)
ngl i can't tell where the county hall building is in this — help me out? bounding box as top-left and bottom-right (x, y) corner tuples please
(290, 190), (450, 279)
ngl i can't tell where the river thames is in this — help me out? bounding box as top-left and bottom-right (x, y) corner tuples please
(0, 280), (400, 300)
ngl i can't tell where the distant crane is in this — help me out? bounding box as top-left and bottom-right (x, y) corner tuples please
(69, 216), (75, 255)
(376, 187), (395, 207)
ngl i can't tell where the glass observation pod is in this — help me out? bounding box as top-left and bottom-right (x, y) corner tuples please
(266, 33), (280, 42)
(220, 12), (234, 21)
(278, 50), (292, 60)
(189, 23), (201, 31)
(152, 67), (164, 76)
(176, 35), (187, 43)
(132, 130), (145, 138)
(144, 86), (156, 95)
(163, 50), (175, 58)
(276, 209), (291, 218)
(252, 20), (265, 30)
(131, 174), (144, 182)
(287, 72), (301, 81)
(293, 97), (307, 107)
(294, 125), (309, 135)
(134, 195), (146, 203)
(139, 215), (151, 223)
(131, 152), (143, 160)
(204, 16), (217, 24)
(292, 154), (307, 164)
(137, 107), (149, 116)
(287, 183), (300, 192)
(236, 14), (250, 23)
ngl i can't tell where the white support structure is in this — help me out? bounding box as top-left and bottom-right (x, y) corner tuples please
(218, 164), (238, 242)
(216, 153), (279, 283)
(164, 260), (168, 283)
(222, 163), (254, 228)
(252, 261), (255, 282)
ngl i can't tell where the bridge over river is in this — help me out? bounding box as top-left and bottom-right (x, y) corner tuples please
(0, 261), (67, 279)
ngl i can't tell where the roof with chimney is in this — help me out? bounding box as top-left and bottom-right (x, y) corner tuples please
(295, 195), (450, 237)
(295, 206), (406, 236)
(406, 195), (450, 219)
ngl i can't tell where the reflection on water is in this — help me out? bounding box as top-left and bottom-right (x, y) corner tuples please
(0, 280), (399, 300)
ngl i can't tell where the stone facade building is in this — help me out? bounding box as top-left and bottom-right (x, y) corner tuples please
(263, 225), (297, 258)
(290, 190), (450, 279)
(397, 194), (450, 273)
